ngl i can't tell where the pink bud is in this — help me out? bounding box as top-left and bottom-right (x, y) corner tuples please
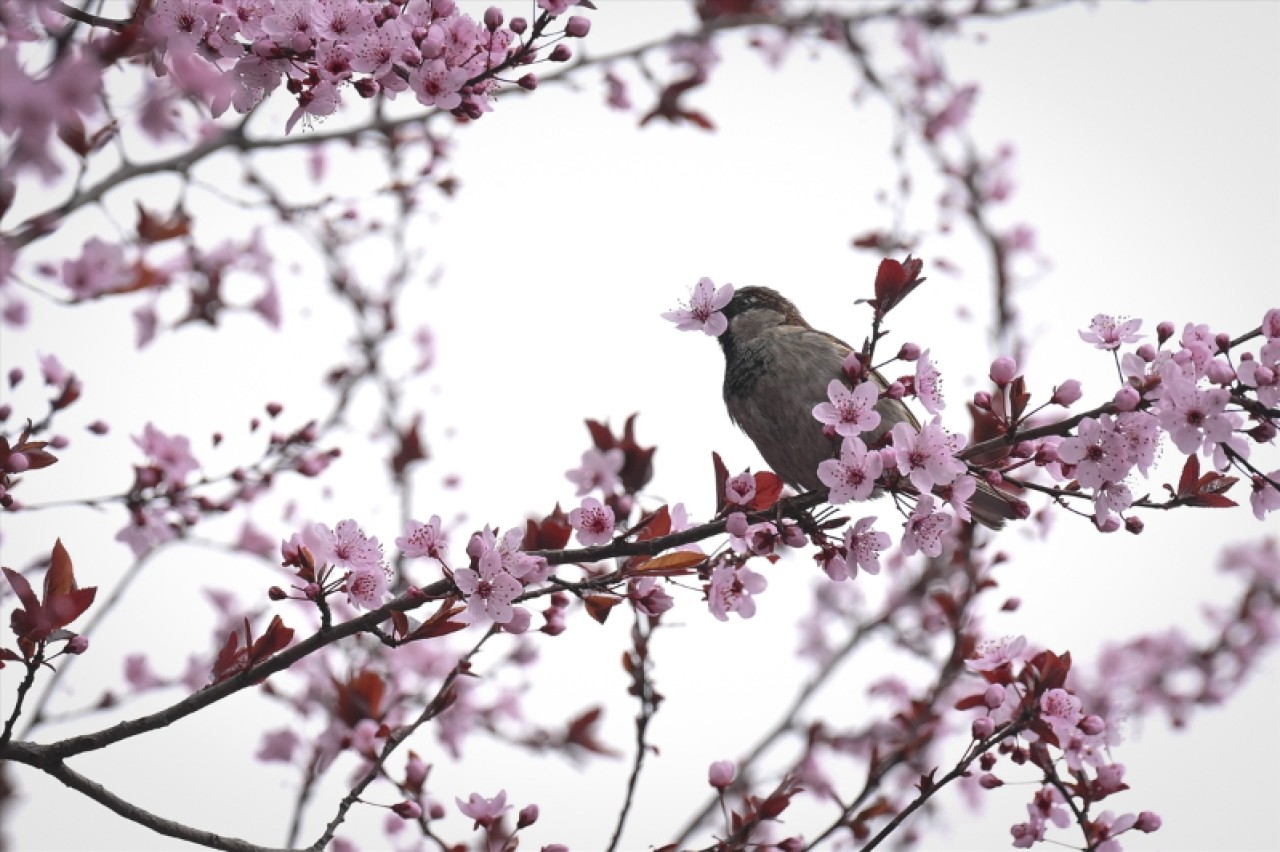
(289, 32), (310, 53)
(392, 800), (422, 820)
(1136, 342), (1157, 362)
(1214, 331), (1231, 352)
(1079, 714), (1106, 735)
(268, 586), (287, 600)
(842, 351), (865, 381)
(1001, 596), (1021, 611)
(989, 356), (1017, 386)
(518, 73), (537, 90)
(517, 803), (539, 828)
(50, 434), (69, 449)
(980, 752), (997, 770)
(405, 753), (428, 788)
(1050, 379), (1083, 406)
(0, 404), (10, 421)
(65, 635), (89, 655)
(971, 717), (995, 739)
(898, 342), (921, 361)
(504, 607), (532, 634)
(510, 16), (527, 34)
(1096, 515), (1121, 533)
(1113, 385), (1140, 412)
(428, 802), (446, 820)
(972, 390), (992, 410)
(983, 684), (1006, 709)
(1263, 308), (1280, 340)
(726, 512), (749, 538)
(549, 43), (572, 62)
(1205, 359), (1235, 385)
(708, 759), (736, 789)
(1012, 440), (1035, 458)
(483, 6), (503, 31)
(978, 773), (1003, 789)
(1136, 811), (1162, 832)
(7, 367), (22, 387)
(6, 452), (29, 473)
(1124, 516), (1144, 535)
(885, 381), (905, 399)
(1156, 321), (1175, 344)
(565, 15), (591, 38)
(878, 447), (897, 469)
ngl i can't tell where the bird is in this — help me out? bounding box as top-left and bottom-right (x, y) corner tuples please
(716, 286), (1017, 530)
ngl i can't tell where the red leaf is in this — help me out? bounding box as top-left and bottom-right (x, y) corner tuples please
(748, 471), (783, 511)
(1177, 454), (1201, 496)
(584, 594), (622, 624)
(45, 539), (76, 600)
(633, 505), (672, 543)
(712, 451), (730, 515)
(874, 258), (907, 307)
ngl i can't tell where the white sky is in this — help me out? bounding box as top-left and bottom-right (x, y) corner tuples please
(3, 1), (1278, 850)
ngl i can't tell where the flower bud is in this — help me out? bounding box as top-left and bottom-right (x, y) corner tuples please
(1012, 440), (1035, 458)
(989, 356), (1017, 386)
(1095, 515), (1122, 533)
(885, 381), (905, 399)
(483, 6), (503, 31)
(898, 342), (921, 361)
(0, 404), (10, 421)
(972, 390), (992, 410)
(1156, 321), (1175, 344)
(1263, 308), (1280, 340)
(392, 800), (422, 820)
(1136, 811), (1162, 832)
(65, 634), (89, 655)
(1113, 385), (1140, 412)
(517, 804), (539, 829)
(726, 511), (750, 538)
(972, 716), (995, 739)
(6, 452), (29, 473)
(1205, 359), (1234, 385)
(978, 773), (1003, 789)
(983, 684), (1006, 709)
(268, 586), (287, 600)
(1050, 379), (1083, 406)
(1214, 331), (1231, 353)
(518, 73), (538, 90)
(708, 760), (736, 789)
(7, 368), (22, 387)
(1136, 342), (1157, 362)
(979, 752), (997, 770)
(549, 43), (572, 62)
(1079, 714), (1106, 735)
(510, 16), (527, 34)
(565, 15), (591, 38)
(1124, 516), (1144, 535)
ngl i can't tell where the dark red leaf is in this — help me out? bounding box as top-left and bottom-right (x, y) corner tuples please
(748, 471), (783, 511)
(712, 451), (730, 515)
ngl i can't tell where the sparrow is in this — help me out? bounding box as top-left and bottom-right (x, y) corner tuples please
(717, 286), (1017, 529)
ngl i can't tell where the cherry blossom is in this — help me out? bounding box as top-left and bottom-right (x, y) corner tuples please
(454, 551), (521, 626)
(568, 497), (615, 546)
(1249, 472), (1280, 520)
(396, 516), (449, 565)
(724, 470), (756, 506)
(629, 577), (674, 617)
(1079, 313), (1143, 351)
(566, 448), (625, 496)
(345, 564), (389, 610)
(813, 379), (882, 437)
(456, 789), (509, 830)
(890, 419), (967, 491)
(1153, 362), (1240, 457)
(817, 436), (883, 503)
(661, 277), (734, 336)
(706, 563), (767, 621)
(306, 520), (384, 573)
(843, 517), (890, 576)
(133, 423), (200, 485)
(1056, 415), (1132, 490)
(914, 349), (945, 414)
(968, 635), (1028, 672)
(901, 494), (953, 558)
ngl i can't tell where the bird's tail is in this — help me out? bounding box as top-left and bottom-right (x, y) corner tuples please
(967, 480), (1022, 530)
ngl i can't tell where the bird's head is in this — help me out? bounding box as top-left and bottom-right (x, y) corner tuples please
(718, 287), (809, 355)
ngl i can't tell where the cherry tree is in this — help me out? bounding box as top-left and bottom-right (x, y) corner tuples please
(2, 1), (1277, 850)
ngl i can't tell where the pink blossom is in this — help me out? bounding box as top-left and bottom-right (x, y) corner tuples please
(844, 517), (890, 576)
(708, 759), (736, 789)
(1250, 472), (1280, 520)
(968, 635), (1028, 672)
(1039, 687), (1083, 743)
(62, 237), (130, 299)
(707, 563), (767, 621)
(742, 521), (781, 556)
(307, 520), (384, 572)
(901, 494), (953, 558)
(566, 448), (625, 496)
(256, 728), (300, 763)
(116, 505), (178, 556)
(470, 525), (547, 583)
(937, 474), (976, 522)
(662, 277), (733, 336)
(456, 789), (509, 830)
(538, 0), (576, 15)
(345, 564), (389, 609)
(891, 419), (967, 491)
(813, 379), (882, 437)
(124, 654), (166, 690)
(408, 59), (467, 110)
(133, 422), (200, 484)
(818, 437), (883, 503)
(914, 350), (945, 414)
(1050, 379), (1083, 406)
(397, 516), (449, 565)
(1080, 313), (1143, 351)
(1056, 415), (1132, 489)
(1093, 481), (1133, 526)
(724, 470), (756, 506)
(1263, 308), (1280, 340)
(1153, 362), (1239, 456)
(1237, 341), (1280, 407)
(454, 550), (521, 625)
(568, 497), (615, 546)
(629, 577), (674, 617)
